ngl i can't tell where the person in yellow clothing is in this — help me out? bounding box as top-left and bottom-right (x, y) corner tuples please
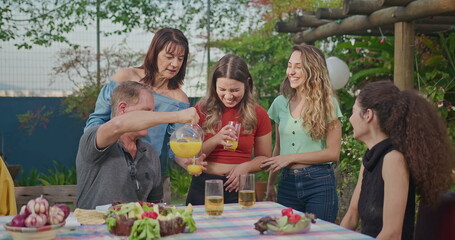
(0, 157), (17, 215)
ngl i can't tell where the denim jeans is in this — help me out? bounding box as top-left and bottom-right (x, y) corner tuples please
(277, 164), (338, 223)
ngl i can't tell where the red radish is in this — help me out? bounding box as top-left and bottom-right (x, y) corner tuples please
(288, 213), (302, 224)
(281, 207), (293, 217)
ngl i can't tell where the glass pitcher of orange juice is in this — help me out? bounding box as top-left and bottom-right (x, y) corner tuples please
(170, 123), (203, 174)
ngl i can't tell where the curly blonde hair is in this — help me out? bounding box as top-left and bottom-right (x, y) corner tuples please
(197, 54), (257, 135)
(281, 45), (337, 140)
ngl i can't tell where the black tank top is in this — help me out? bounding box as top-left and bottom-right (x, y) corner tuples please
(358, 138), (415, 239)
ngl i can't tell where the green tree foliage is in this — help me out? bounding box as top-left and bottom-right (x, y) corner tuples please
(415, 33), (455, 142)
(168, 162), (192, 204)
(329, 33), (455, 142)
(52, 44), (144, 119)
(17, 106), (54, 135)
(1, 0), (265, 49)
(329, 36), (394, 91)
(16, 162), (77, 186)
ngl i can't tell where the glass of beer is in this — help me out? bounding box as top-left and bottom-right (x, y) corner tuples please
(205, 179), (224, 217)
(239, 173), (255, 208)
(224, 121), (241, 151)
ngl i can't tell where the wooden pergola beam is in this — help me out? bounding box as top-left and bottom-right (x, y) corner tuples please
(292, 0), (455, 44)
(316, 8), (346, 19)
(344, 23), (453, 36)
(378, 0), (414, 6)
(394, 22), (415, 89)
(343, 0), (383, 15)
(415, 16), (455, 25)
(284, 22), (453, 36)
(295, 15), (332, 27)
(276, 15), (332, 33)
(275, 22), (306, 33)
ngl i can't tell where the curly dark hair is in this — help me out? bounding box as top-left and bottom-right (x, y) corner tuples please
(358, 80), (455, 204)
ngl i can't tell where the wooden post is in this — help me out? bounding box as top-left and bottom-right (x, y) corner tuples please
(394, 21), (415, 90)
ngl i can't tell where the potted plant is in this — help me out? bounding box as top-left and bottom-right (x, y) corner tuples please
(255, 171), (269, 202)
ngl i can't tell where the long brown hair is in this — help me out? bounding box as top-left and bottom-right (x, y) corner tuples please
(197, 54), (257, 134)
(281, 45), (336, 140)
(139, 28), (189, 89)
(357, 80), (455, 204)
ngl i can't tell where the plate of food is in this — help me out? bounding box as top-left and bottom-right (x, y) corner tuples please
(254, 207), (316, 235)
(4, 195), (70, 240)
(104, 201), (197, 239)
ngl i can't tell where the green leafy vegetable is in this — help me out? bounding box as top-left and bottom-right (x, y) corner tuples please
(129, 218), (160, 240)
(105, 217), (118, 231)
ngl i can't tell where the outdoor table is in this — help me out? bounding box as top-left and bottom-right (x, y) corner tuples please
(0, 201), (373, 239)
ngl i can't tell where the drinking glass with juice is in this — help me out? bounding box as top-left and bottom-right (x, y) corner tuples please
(205, 179), (224, 217)
(239, 173), (255, 208)
(224, 121), (241, 151)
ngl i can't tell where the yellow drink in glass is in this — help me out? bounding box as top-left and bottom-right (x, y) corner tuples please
(205, 196), (224, 216)
(224, 140), (238, 151)
(239, 190), (256, 208)
(187, 164), (203, 174)
(170, 138), (202, 158)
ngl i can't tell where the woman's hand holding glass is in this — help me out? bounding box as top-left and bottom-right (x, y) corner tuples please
(213, 124), (239, 148)
(223, 121), (241, 151)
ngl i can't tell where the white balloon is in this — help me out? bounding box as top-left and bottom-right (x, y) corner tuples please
(326, 56), (350, 90)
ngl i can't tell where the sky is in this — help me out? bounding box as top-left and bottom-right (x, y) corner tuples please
(0, 21), (222, 98)
(0, 1), (265, 97)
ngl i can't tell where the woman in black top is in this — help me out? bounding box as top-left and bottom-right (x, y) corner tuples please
(340, 81), (454, 239)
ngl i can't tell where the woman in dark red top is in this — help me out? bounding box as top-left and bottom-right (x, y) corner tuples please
(185, 54), (272, 205)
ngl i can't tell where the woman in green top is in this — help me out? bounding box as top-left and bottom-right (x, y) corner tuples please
(261, 45), (342, 222)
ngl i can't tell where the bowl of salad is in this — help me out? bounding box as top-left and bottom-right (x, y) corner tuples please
(254, 207), (316, 235)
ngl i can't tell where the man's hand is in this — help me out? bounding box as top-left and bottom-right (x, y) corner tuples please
(176, 107), (199, 125)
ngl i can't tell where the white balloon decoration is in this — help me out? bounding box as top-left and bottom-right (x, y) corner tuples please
(326, 56), (350, 90)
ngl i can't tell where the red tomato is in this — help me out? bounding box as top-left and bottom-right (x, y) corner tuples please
(288, 214), (302, 224)
(142, 211), (158, 219)
(281, 207), (294, 217)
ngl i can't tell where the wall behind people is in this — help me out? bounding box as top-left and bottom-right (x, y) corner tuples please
(0, 96), (201, 181)
(0, 97), (85, 180)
